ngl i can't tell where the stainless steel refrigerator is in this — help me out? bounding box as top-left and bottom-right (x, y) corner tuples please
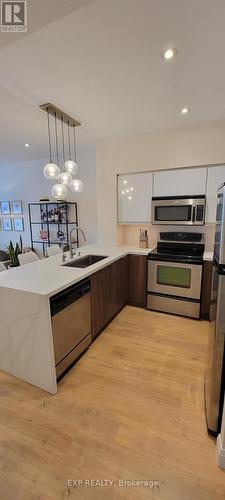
(205, 183), (225, 435)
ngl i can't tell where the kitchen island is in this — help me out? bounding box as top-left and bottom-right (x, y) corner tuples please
(0, 245), (153, 394)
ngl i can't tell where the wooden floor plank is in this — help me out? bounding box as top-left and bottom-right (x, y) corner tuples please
(0, 306), (224, 499)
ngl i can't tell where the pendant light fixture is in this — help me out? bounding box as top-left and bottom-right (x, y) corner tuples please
(70, 179), (84, 193)
(51, 111), (68, 200)
(52, 183), (67, 199)
(40, 103), (83, 198)
(58, 171), (72, 186)
(64, 120), (78, 176)
(43, 108), (60, 180)
(58, 115), (72, 186)
(70, 123), (84, 193)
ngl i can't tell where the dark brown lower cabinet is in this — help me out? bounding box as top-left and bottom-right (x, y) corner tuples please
(91, 254), (212, 338)
(91, 256), (128, 340)
(127, 254), (147, 308)
(200, 260), (213, 320)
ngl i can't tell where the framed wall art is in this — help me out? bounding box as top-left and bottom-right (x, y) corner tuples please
(12, 200), (23, 215)
(13, 218), (24, 232)
(1, 201), (11, 215)
(2, 218), (12, 231)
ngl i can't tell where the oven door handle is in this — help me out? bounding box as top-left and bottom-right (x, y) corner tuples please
(192, 205), (196, 223)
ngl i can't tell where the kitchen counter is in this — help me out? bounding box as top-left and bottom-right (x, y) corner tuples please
(0, 244), (213, 395)
(0, 244), (153, 297)
(0, 245), (213, 297)
(203, 251), (213, 261)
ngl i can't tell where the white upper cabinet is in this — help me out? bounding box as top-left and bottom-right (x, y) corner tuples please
(178, 168), (207, 196)
(153, 167), (207, 197)
(206, 165), (225, 222)
(117, 166), (220, 224)
(118, 172), (153, 223)
(153, 170), (179, 197)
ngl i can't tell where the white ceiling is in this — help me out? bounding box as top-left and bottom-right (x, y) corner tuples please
(0, 0), (95, 49)
(0, 0), (225, 166)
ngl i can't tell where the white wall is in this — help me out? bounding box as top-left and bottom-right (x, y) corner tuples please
(96, 119), (225, 246)
(0, 149), (97, 252)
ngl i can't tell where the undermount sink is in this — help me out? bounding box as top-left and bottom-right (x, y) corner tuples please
(64, 254), (108, 268)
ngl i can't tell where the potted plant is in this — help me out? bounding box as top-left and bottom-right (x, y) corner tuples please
(7, 236), (23, 268)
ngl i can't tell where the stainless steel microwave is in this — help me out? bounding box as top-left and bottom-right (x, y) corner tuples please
(151, 195), (205, 225)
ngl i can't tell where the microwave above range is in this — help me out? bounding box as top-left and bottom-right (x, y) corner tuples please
(151, 195), (206, 226)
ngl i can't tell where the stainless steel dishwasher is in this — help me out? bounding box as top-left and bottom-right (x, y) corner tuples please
(50, 278), (91, 378)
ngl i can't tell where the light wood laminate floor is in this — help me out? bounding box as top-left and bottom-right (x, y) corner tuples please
(0, 306), (225, 500)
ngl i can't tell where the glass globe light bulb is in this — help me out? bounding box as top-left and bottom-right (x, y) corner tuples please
(58, 172), (72, 186)
(43, 162), (60, 180)
(70, 179), (84, 193)
(52, 183), (67, 200)
(64, 160), (78, 176)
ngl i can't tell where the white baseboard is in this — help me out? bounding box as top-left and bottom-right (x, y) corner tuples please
(217, 434), (225, 469)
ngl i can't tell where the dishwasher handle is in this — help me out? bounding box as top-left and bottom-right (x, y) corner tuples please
(50, 279), (91, 316)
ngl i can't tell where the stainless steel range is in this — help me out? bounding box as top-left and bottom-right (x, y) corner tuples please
(147, 232), (205, 318)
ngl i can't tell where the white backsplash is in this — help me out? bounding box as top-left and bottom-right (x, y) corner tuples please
(117, 223), (215, 252)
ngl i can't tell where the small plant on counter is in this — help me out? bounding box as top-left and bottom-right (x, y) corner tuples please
(7, 236), (23, 267)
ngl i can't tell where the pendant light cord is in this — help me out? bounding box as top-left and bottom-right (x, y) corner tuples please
(61, 115), (65, 166)
(47, 108), (52, 163)
(73, 124), (77, 163)
(67, 120), (71, 159)
(55, 112), (59, 166)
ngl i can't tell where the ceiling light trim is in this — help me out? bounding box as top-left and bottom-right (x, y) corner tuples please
(163, 48), (177, 61)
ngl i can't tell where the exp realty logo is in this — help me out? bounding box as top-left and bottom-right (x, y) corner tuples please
(1, 1), (27, 32)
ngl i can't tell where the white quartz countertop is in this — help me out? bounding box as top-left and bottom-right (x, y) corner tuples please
(0, 245), (153, 297)
(203, 251), (213, 261)
(0, 244), (213, 297)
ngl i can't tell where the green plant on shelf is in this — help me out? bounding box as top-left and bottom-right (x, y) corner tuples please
(7, 236), (23, 267)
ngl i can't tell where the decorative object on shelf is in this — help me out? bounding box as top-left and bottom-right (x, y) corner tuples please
(139, 229), (149, 248)
(28, 201), (78, 256)
(12, 200), (23, 215)
(40, 103), (83, 199)
(39, 196), (50, 202)
(40, 230), (48, 241)
(2, 218), (12, 231)
(1, 201), (11, 215)
(7, 236), (23, 267)
(13, 218), (24, 231)
(57, 230), (66, 245)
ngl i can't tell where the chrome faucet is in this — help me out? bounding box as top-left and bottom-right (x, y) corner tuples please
(69, 226), (87, 259)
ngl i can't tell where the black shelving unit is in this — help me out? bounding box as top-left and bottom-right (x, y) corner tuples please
(28, 202), (79, 257)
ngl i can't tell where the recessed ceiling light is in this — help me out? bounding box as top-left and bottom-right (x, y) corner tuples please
(181, 107), (189, 115)
(163, 48), (177, 61)
(128, 196), (132, 201)
(123, 180), (127, 185)
(24, 143), (30, 147)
